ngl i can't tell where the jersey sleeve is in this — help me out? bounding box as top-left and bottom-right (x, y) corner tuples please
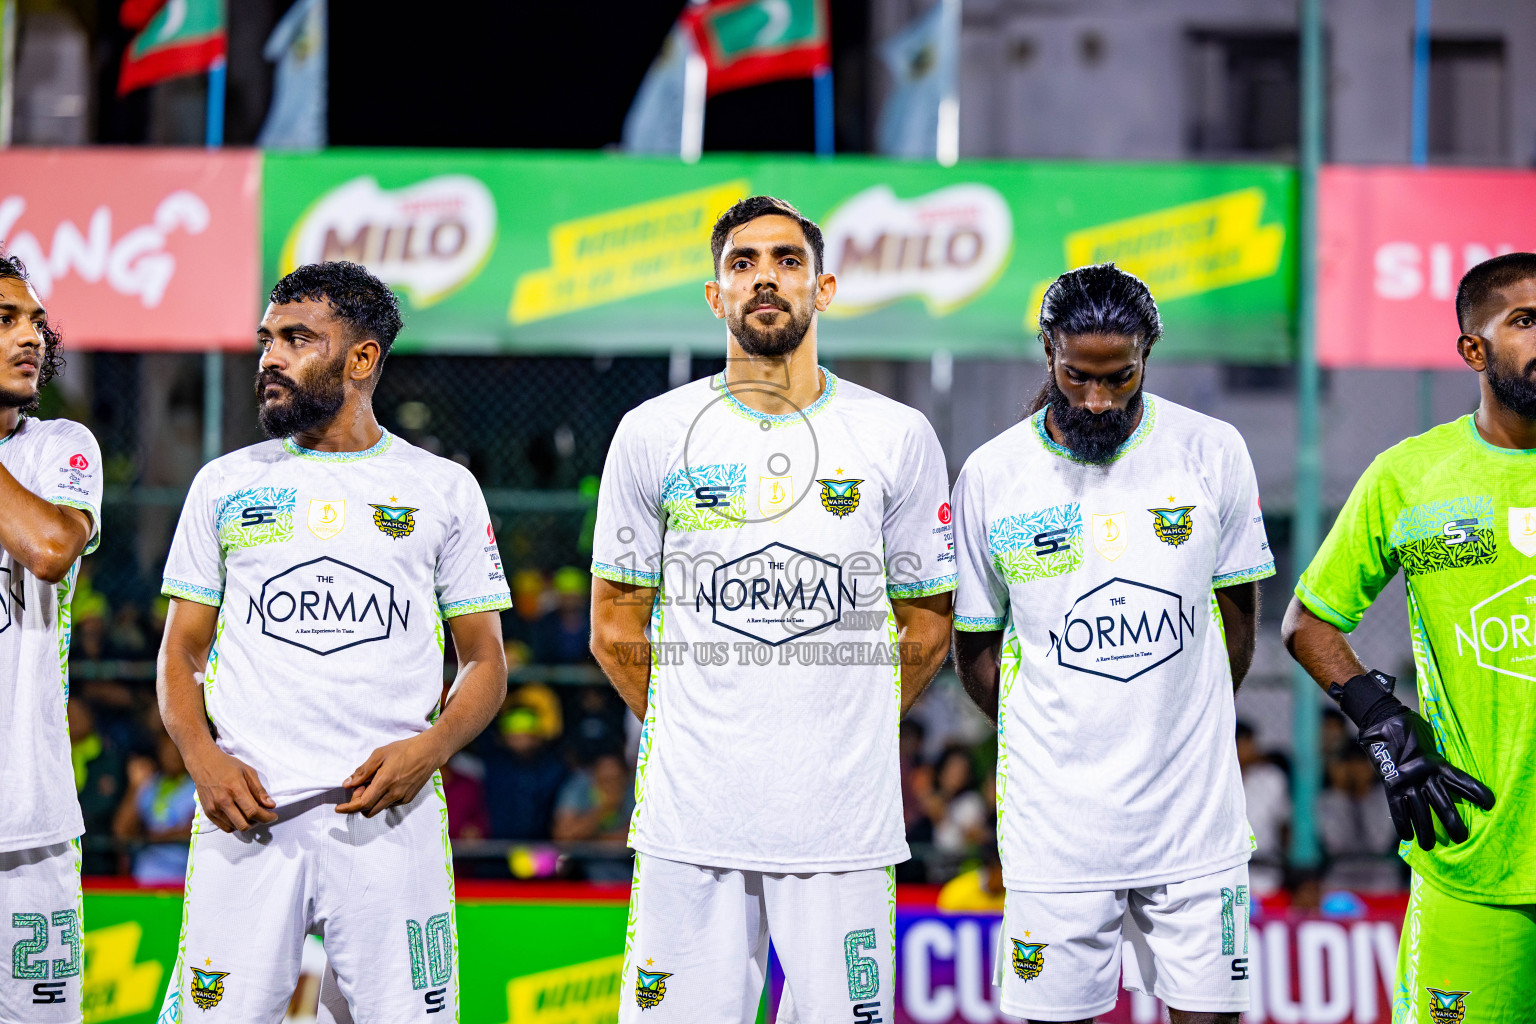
(590, 411), (664, 588)
(162, 464), (225, 607)
(1212, 426), (1276, 587)
(435, 470), (514, 618)
(883, 413), (957, 600)
(1295, 454), (1400, 633)
(35, 420), (103, 556)
(951, 457), (1008, 632)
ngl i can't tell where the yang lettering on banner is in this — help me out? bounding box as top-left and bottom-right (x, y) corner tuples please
(262, 152), (1295, 360)
(0, 149), (259, 350)
(1319, 165), (1536, 368)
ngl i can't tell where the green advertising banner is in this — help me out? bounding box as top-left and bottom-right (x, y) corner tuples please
(77, 887), (630, 1024)
(261, 152), (1296, 361)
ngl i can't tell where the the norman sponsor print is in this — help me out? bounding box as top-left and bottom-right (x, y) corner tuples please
(1453, 574), (1536, 682)
(246, 556), (411, 655)
(1048, 578), (1194, 682)
(694, 542), (858, 646)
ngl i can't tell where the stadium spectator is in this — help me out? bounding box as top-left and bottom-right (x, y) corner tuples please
(481, 706), (568, 840)
(563, 684), (627, 765)
(112, 730), (196, 885)
(440, 753), (490, 840)
(71, 578), (108, 662)
(533, 566), (592, 665)
(504, 568), (549, 651)
(936, 845), (1006, 913)
(107, 601), (150, 659)
(1321, 707), (1352, 761)
(899, 720), (930, 841)
(1318, 745), (1400, 892)
(69, 697), (126, 875)
(1238, 720), (1291, 894)
(553, 752), (635, 842)
(917, 745), (991, 858)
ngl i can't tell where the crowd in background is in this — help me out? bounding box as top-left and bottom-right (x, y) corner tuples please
(67, 564), (1402, 893)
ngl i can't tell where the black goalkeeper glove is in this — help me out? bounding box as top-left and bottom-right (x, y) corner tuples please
(1330, 670), (1496, 851)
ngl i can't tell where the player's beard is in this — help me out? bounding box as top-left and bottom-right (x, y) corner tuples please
(1485, 341), (1536, 420)
(255, 353), (348, 439)
(728, 288), (813, 357)
(1043, 372), (1144, 464)
(0, 376), (36, 412)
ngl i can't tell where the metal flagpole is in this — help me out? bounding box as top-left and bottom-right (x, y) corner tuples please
(1290, 0), (1325, 871)
(813, 67), (834, 156)
(936, 0), (959, 167)
(0, 0), (15, 147)
(1412, 0), (1435, 432)
(203, 46), (227, 464)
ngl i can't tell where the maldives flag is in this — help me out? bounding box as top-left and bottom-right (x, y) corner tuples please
(118, 0), (227, 95)
(683, 0), (830, 97)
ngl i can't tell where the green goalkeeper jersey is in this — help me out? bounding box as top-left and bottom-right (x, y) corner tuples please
(1297, 414), (1536, 905)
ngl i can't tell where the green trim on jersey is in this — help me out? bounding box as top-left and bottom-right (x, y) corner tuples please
(281, 429), (394, 462)
(591, 560), (662, 588)
(440, 593), (513, 618)
(956, 613), (1007, 632)
(710, 367), (838, 427)
(888, 573), (957, 599)
(1213, 560), (1275, 588)
(1031, 394), (1158, 466)
(1297, 415), (1536, 903)
(162, 578), (223, 606)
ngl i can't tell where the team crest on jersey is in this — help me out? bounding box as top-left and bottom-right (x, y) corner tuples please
(635, 968), (672, 1009)
(369, 504), (418, 539)
(1149, 505), (1196, 547)
(307, 499), (346, 540)
(190, 967), (230, 1009)
(1510, 507), (1536, 557)
(1011, 940), (1047, 981)
(1425, 988), (1469, 1023)
(817, 478), (862, 517)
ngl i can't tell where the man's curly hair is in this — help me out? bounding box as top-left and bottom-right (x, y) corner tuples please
(0, 251), (64, 412)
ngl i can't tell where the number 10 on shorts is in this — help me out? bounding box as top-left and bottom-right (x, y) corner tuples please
(406, 913), (452, 1013)
(1221, 886), (1249, 981)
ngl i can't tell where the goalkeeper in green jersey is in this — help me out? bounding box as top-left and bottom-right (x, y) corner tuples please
(1285, 252), (1536, 1024)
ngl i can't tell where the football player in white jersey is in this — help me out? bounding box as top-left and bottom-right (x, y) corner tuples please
(952, 264), (1272, 1024)
(155, 262), (510, 1023)
(590, 196), (956, 1023)
(0, 254), (101, 1024)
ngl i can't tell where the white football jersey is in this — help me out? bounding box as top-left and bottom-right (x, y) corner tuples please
(591, 369), (955, 872)
(0, 417), (101, 852)
(162, 430), (511, 804)
(951, 395), (1274, 891)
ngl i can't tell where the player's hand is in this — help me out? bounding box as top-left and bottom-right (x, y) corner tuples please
(337, 733), (445, 818)
(184, 745), (278, 833)
(1358, 709), (1496, 850)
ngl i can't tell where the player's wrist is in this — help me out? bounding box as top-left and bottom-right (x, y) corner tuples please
(1327, 670), (1408, 731)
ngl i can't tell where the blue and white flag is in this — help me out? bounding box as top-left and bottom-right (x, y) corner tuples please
(622, 23), (692, 155)
(876, 0), (958, 159)
(257, 0), (325, 149)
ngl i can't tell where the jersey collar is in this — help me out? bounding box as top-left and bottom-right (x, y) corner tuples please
(0, 416), (26, 448)
(710, 366), (837, 428)
(1464, 413), (1536, 457)
(1032, 394), (1158, 466)
(282, 429), (394, 462)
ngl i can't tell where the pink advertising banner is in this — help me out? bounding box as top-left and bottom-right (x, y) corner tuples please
(1319, 165), (1536, 368)
(0, 149), (259, 350)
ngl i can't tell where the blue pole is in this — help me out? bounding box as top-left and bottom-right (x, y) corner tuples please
(813, 67), (834, 156)
(1410, 0), (1431, 165)
(204, 57), (226, 148)
(203, 52), (226, 463)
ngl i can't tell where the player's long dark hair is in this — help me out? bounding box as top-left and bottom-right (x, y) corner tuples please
(0, 251), (64, 412)
(1026, 263), (1162, 416)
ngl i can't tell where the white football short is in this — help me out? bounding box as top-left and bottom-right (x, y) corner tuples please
(0, 841), (83, 1024)
(620, 853), (895, 1024)
(156, 779), (456, 1024)
(995, 862), (1252, 1020)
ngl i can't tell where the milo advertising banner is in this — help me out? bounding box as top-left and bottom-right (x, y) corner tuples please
(262, 152), (1295, 360)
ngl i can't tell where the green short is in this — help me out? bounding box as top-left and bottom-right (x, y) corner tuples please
(1395, 871), (1536, 1023)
